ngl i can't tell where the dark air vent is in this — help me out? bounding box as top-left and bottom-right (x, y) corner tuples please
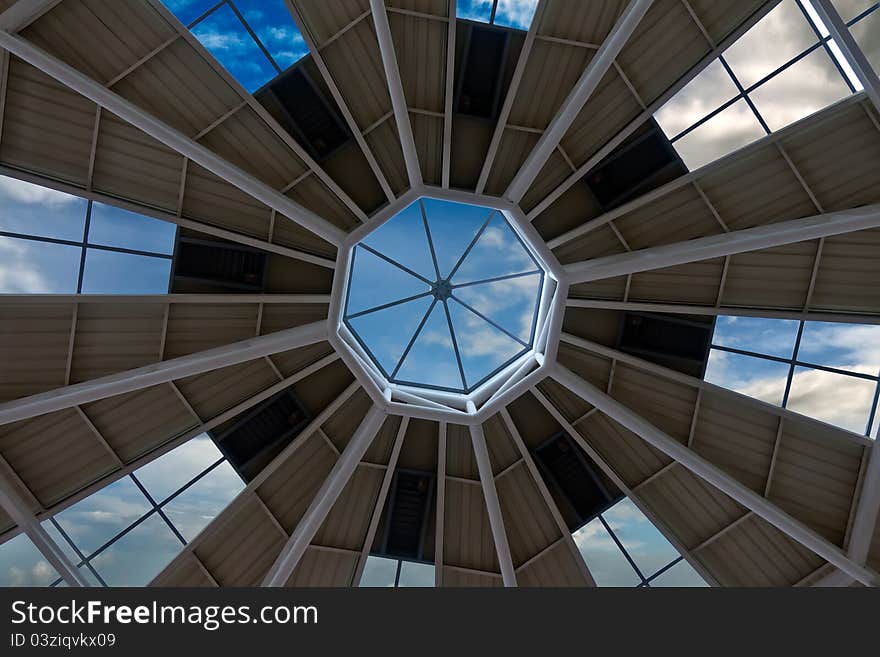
(618, 312), (714, 378)
(585, 121), (687, 210)
(211, 390), (310, 482)
(173, 237), (268, 291)
(455, 25), (509, 120)
(258, 67), (350, 161)
(379, 469), (434, 560)
(534, 433), (621, 529)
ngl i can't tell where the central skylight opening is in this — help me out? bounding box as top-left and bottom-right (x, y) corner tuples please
(343, 199), (545, 394)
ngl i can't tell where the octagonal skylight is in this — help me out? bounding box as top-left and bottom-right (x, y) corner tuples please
(343, 198), (545, 394)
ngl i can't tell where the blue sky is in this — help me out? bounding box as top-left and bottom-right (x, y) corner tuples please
(345, 198), (543, 393)
(456, 0), (539, 30)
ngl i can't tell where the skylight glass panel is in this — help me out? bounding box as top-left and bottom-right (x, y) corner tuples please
(787, 366), (876, 432)
(0, 533), (60, 587)
(722, 0), (820, 90)
(0, 176), (87, 241)
(748, 47), (851, 130)
(670, 99), (766, 170)
(654, 59), (740, 140)
(603, 499), (680, 577)
(850, 8), (880, 72)
(161, 461), (244, 541)
(649, 559), (709, 587)
(0, 237), (80, 294)
(573, 517), (643, 587)
(704, 349), (791, 405)
(712, 316), (800, 360)
(89, 513), (183, 586)
(493, 0), (539, 30)
(87, 203), (176, 255)
(234, 0), (308, 69)
(830, 0), (877, 22)
(397, 561), (435, 587)
(80, 250), (172, 294)
(457, 0), (494, 23)
(162, 0), (219, 26)
(191, 3), (277, 92)
(344, 198), (544, 394)
(797, 322), (880, 371)
(135, 435), (225, 503)
(359, 556), (398, 587)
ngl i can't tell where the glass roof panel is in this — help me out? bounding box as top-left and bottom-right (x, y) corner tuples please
(573, 517), (642, 587)
(456, 0), (494, 23)
(452, 213), (537, 284)
(135, 434), (224, 503)
(359, 556), (398, 587)
(395, 302), (464, 390)
(654, 59), (740, 140)
(704, 349), (791, 405)
(650, 559), (708, 587)
(233, 0), (309, 69)
(348, 296), (435, 376)
(162, 0), (218, 26)
(421, 199), (494, 278)
(0, 237), (80, 293)
(0, 533), (60, 587)
(398, 561), (435, 587)
(670, 98), (766, 170)
(850, 7), (880, 73)
(798, 322), (880, 371)
(787, 366), (875, 432)
(603, 498), (680, 577)
(453, 273), (542, 343)
(363, 201), (438, 281)
(493, 0), (539, 30)
(80, 250), (172, 294)
(88, 203), (177, 255)
(346, 246), (431, 315)
(830, 0), (877, 22)
(0, 176), (87, 241)
(162, 460), (244, 542)
(89, 513), (182, 586)
(448, 299), (525, 388)
(712, 316), (801, 360)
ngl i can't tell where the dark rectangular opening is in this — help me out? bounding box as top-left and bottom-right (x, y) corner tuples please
(455, 24), (510, 120)
(172, 237), (268, 292)
(377, 469), (435, 561)
(618, 312), (715, 378)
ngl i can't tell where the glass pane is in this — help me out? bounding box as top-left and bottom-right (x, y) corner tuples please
(672, 99), (766, 170)
(346, 246), (430, 315)
(359, 556), (398, 587)
(161, 0), (219, 26)
(89, 513), (183, 586)
(396, 302), (464, 390)
(457, 0), (493, 23)
(797, 321), (880, 371)
(448, 299), (524, 388)
(80, 250), (171, 294)
(0, 236), (80, 293)
(135, 435), (225, 503)
(851, 8), (880, 73)
(723, 0), (819, 89)
(161, 461), (244, 542)
(712, 315), (800, 359)
(655, 59), (741, 139)
(191, 3), (277, 92)
(233, 0), (309, 69)
(398, 561), (435, 587)
(454, 273), (542, 342)
(0, 176), (87, 241)
(87, 203), (176, 255)
(453, 213), (537, 284)
(650, 559), (709, 587)
(55, 477), (152, 556)
(348, 296), (434, 375)
(749, 48), (851, 131)
(362, 201), (437, 281)
(573, 518), (641, 586)
(602, 498), (680, 578)
(0, 533), (60, 587)
(494, 0), (539, 30)
(41, 520), (79, 563)
(705, 349), (791, 406)
(831, 0), (878, 22)
(787, 366), (875, 433)
(422, 199), (494, 278)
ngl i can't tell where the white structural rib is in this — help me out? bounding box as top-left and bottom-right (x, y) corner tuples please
(263, 403), (386, 587)
(0, 30), (346, 246)
(565, 203), (880, 284)
(0, 474), (87, 586)
(0, 0), (60, 31)
(0, 320), (327, 427)
(504, 0), (654, 203)
(550, 363), (880, 587)
(811, 0), (880, 113)
(370, 0), (422, 189)
(470, 422), (517, 586)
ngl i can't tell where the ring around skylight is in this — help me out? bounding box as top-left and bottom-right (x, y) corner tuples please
(343, 198), (546, 394)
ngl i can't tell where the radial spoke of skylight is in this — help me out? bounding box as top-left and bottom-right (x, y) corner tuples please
(348, 295), (434, 377)
(395, 302), (465, 390)
(345, 246), (431, 315)
(421, 198), (495, 278)
(452, 213), (538, 285)
(363, 201), (437, 282)
(448, 299), (525, 389)
(453, 272), (543, 343)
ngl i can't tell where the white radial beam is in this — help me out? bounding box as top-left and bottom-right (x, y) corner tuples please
(811, 0), (880, 113)
(263, 403), (386, 587)
(0, 320), (327, 427)
(565, 203), (880, 284)
(470, 422), (517, 586)
(0, 473), (87, 586)
(370, 0), (422, 189)
(0, 30), (346, 246)
(0, 0), (60, 31)
(504, 0), (654, 203)
(550, 363), (880, 587)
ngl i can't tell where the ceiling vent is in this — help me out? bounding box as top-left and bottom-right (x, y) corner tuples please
(172, 237), (268, 292)
(618, 312), (714, 378)
(455, 25), (510, 120)
(534, 432), (622, 530)
(211, 389), (311, 482)
(585, 120), (687, 211)
(376, 469), (435, 561)
(257, 67), (350, 161)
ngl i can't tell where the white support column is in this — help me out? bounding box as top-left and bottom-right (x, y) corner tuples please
(844, 444), (880, 565)
(565, 203), (880, 284)
(469, 422), (517, 586)
(504, 0), (654, 202)
(0, 0), (60, 32)
(811, 0), (880, 113)
(0, 475), (87, 587)
(435, 421), (447, 586)
(0, 320), (327, 426)
(0, 30), (346, 246)
(263, 404), (386, 586)
(370, 0), (422, 188)
(550, 363), (880, 587)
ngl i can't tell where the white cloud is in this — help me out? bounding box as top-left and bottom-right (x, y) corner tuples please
(0, 238), (51, 294)
(0, 176), (77, 206)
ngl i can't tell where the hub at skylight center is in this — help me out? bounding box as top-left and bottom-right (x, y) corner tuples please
(332, 196), (562, 421)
